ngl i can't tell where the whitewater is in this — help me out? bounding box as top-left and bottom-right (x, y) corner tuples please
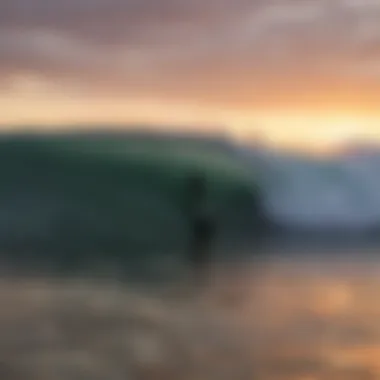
(238, 143), (380, 231)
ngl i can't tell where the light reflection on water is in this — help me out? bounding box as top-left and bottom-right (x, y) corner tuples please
(1, 246), (380, 379)
(204, 248), (380, 379)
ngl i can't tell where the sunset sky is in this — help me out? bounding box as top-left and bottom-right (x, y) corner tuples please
(2, 0), (380, 151)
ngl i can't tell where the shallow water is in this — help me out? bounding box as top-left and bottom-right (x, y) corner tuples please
(1, 243), (380, 379)
(202, 243), (380, 379)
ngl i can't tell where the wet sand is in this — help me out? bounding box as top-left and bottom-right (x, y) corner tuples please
(0, 248), (379, 379)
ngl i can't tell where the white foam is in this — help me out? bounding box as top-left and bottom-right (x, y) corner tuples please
(239, 143), (380, 230)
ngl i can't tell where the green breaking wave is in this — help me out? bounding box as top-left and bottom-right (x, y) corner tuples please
(0, 131), (266, 270)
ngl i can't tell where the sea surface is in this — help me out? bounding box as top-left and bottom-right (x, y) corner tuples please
(192, 241), (380, 379)
(0, 131), (380, 378)
(1, 242), (379, 379)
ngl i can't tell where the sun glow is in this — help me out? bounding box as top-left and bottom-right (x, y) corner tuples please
(229, 112), (380, 155)
(1, 81), (380, 155)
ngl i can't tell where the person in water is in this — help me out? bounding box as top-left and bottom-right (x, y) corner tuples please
(186, 173), (216, 280)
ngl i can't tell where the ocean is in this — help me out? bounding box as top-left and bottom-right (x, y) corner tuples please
(0, 130), (379, 378)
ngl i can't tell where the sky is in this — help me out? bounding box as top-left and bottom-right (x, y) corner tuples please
(2, 0), (380, 151)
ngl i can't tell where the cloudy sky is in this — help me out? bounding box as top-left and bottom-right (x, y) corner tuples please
(2, 0), (380, 149)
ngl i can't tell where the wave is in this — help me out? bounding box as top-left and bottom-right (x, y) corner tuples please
(1, 129), (380, 259)
(0, 131), (265, 258)
(238, 142), (380, 232)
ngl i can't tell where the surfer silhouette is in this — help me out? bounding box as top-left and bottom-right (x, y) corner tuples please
(186, 173), (216, 280)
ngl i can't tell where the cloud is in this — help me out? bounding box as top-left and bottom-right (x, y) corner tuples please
(1, 0), (380, 110)
(0, 0), (239, 45)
